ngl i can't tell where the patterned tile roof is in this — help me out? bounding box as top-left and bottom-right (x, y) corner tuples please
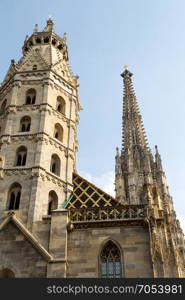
(63, 173), (120, 209)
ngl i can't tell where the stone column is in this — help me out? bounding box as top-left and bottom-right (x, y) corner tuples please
(47, 209), (68, 277)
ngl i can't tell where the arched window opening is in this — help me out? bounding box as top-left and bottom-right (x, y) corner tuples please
(51, 163), (56, 173)
(54, 123), (63, 142)
(57, 44), (63, 50)
(56, 96), (65, 115)
(44, 37), (49, 43)
(20, 116), (31, 132)
(33, 65), (37, 70)
(25, 89), (36, 105)
(48, 191), (58, 215)
(100, 241), (122, 278)
(52, 39), (56, 45)
(0, 99), (7, 116)
(50, 154), (60, 176)
(36, 37), (41, 43)
(15, 146), (27, 166)
(0, 268), (15, 278)
(8, 183), (22, 210)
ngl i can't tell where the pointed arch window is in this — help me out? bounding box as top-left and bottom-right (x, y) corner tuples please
(48, 191), (58, 215)
(50, 154), (61, 176)
(20, 116), (31, 132)
(54, 123), (63, 142)
(8, 183), (22, 210)
(56, 96), (65, 115)
(100, 241), (122, 278)
(15, 146), (27, 166)
(25, 89), (36, 105)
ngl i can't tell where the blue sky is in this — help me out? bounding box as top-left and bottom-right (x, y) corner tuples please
(0, 0), (185, 229)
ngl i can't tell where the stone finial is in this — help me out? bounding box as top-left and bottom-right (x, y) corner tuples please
(63, 32), (67, 42)
(44, 18), (54, 32)
(34, 24), (38, 33)
(121, 65), (133, 78)
(24, 35), (29, 43)
(155, 145), (158, 153)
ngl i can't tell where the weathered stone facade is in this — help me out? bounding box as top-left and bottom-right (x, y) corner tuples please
(0, 20), (184, 278)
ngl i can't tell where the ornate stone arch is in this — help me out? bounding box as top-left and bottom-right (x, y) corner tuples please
(54, 123), (63, 142)
(56, 96), (66, 115)
(50, 154), (61, 176)
(25, 88), (36, 105)
(20, 116), (31, 132)
(7, 182), (22, 210)
(48, 190), (58, 215)
(15, 146), (27, 166)
(98, 238), (124, 278)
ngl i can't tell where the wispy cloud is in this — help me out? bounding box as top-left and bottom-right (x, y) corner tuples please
(79, 170), (115, 197)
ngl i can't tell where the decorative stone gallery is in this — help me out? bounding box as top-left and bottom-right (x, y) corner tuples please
(0, 19), (184, 278)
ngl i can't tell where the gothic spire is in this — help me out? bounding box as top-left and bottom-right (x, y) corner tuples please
(121, 67), (148, 153)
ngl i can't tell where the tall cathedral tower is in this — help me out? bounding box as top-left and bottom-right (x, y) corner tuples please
(0, 19), (80, 229)
(0, 21), (184, 278)
(115, 67), (185, 277)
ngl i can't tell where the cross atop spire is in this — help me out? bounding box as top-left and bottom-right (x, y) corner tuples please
(121, 68), (148, 152)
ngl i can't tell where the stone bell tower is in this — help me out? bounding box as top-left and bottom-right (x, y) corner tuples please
(0, 19), (80, 229)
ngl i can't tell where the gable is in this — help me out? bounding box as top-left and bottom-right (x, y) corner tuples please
(1, 63), (16, 85)
(17, 47), (50, 72)
(0, 222), (48, 277)
(64, 173), (120, 209)
(52, 59), (74, 83)
(0, 213), (52, 262)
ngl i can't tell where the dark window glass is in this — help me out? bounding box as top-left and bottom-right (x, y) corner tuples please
(15, 192), (21, 209)
(26, 96), (31, 104)
(27, 123), (30, 131)
(21, 124), (26, 132)
(48, 201), (52, 215)
(9, 192), (15, 210)
(52, 163), (56, 173)
(22, 154), (27, 166)
(17, 155), (22, 166)
(32, 95), (36, 104)
(100, 241), (122, 278)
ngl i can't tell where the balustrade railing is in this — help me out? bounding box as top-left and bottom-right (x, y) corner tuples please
(69, 205), (147, 223)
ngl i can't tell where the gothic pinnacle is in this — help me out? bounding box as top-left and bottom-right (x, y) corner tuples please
(33, 24), (38, 33)
(44, 18), (54, 32)
(121, 67), (149, 151)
